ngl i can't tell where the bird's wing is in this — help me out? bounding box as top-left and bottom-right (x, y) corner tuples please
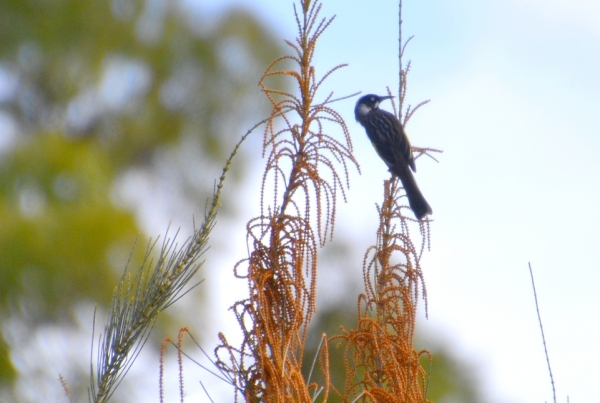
(366, 109), (416, 172)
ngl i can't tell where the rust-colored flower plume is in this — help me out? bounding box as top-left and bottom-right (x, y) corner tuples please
(334, 179), (432, 402)
(215, 1), (358, 401)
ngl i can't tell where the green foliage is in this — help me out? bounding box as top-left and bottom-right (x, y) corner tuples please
(0, 0), (284, 397)
(0, 134), (139, 320)
(0, 336), (14, 383)
(0, 0), (282, 167)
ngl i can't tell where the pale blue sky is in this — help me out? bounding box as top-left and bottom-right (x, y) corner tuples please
(187, 1), (600, 402)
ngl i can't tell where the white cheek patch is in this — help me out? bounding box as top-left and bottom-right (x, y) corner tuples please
(356, 103), (371, 117)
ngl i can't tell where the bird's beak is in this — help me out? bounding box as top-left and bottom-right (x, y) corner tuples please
(379, 95), (394, 101)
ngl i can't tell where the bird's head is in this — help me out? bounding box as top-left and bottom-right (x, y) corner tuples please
(354, 94), (394, 120)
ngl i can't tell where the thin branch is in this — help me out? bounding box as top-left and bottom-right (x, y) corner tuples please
(398, 0), (403, 122)
(528, 262), (556, 403)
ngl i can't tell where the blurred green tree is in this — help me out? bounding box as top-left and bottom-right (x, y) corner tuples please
(0, 0), (283, 400)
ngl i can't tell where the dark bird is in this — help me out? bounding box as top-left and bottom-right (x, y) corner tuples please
(354, 94), (432, 220)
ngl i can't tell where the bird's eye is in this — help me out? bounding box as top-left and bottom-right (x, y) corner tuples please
(370, 97), (376, 102)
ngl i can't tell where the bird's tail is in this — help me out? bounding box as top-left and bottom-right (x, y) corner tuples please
(392, 164), (432, 220)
